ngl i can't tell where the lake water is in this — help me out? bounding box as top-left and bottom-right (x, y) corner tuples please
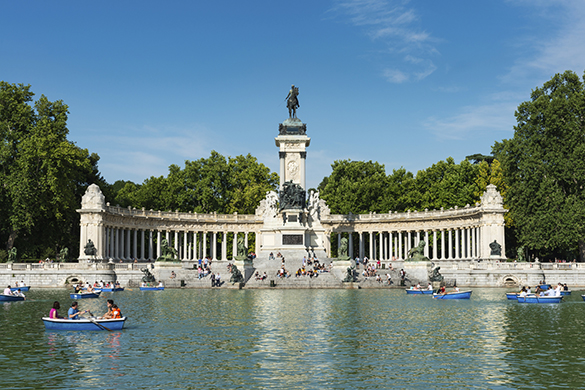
(1, 288), (585, 389)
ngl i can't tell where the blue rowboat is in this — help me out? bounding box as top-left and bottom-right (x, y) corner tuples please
(517, 295), (562, 303)
(561, 290), (571, 296)
(42, 317), (126, 331)
(539, 284), (552, 290)
(581, 295), (585, 302)
(10, 286), (30, 292)
(433, 290), (472, 300)
(140, 286), (164, 291)
(406, 289), (434, 295)
(70, 292), (101, 299)
(506, 293), (519, 300)
(101, 287), (124, 292)
(0, 294), (25, 302)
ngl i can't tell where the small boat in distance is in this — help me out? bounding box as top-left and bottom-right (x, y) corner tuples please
(70, 292), (101, 299)
(405, 289), (434, 295)
(517, 295), (563, 303)
(42, 317), (126, 331)
(433, 290), (472, 300)
(101, 287), (124, 292)
(0, 294), (25, 302)
(140, 286), (164, 291)
(10, 286), (30, 292)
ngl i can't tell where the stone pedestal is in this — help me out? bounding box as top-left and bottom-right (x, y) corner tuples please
(403, 261), (432, 286)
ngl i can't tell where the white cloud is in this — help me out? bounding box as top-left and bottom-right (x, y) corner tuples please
(502, 0), (585, 85)
(423, 100), (517, 141)
(383, 68), (409, 83)
(330, 0), (438, 82)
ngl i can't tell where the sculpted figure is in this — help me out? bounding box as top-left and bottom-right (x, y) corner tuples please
(7, 247), (17, 263)
(428, 262), (444, 282)
(140, 268), (156, 283)
(489, 240), (502, 256)
(59, 247), (69, 262)
(339, 237), (349, 259)
(236, 236), (247, 260)
(342, 266), (356, 282)
(84, 240), (97, 256)
(406, 241), (429, 262)
(158, 239), (177, 261)
(229, 263), (245, 284)
(286, 85), (300, 118)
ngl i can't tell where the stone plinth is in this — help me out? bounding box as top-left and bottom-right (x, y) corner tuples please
(403, 261), (432, 286)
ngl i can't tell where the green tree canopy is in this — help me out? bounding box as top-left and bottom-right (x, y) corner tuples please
(117, 151), (278, 215)
(495, 70), (585, 260)
(0, 82), (107, 257)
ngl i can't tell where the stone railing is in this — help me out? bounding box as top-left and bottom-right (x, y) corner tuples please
(105, 205), (260, 222)
(0, 262), (142, 271)
(323, 204), (481, 223)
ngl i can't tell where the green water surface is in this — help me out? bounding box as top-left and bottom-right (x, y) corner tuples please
(1, 288), (584, 389)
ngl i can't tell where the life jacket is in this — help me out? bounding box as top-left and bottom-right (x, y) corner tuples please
(111, 308), (121, 319)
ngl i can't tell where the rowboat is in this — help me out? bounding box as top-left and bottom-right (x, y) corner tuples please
(42, 317), (126, 331)
(101, 287), (124, 292)
(581, 295), (585, 302)
(0, 294), (25, 302)
(140, 286), (164, 291)
(506, 292), (519, 300)
(70, 292), (101, 299)
(561, 290), (571, 296)
(433, 290), (472, 300)
(10, 286), (30, 292)
(517, 295), (562, 303)
(406, 289), (434, 295)
(539, 284), (552, 290)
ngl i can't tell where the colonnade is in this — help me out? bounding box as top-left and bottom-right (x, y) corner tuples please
(101, 227), (255, 261)
(334, 226), (481, 261)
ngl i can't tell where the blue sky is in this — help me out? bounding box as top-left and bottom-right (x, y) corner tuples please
(2, 0), (585, 190)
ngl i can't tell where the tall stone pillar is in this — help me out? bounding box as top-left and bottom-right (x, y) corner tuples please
(349, 233), (354, 259)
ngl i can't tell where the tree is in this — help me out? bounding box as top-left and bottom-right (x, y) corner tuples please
(117, 151), (278, 215)
(496, 70), (585, 260)
(0, 82), (107, 257)
(319, 160), (388, 214)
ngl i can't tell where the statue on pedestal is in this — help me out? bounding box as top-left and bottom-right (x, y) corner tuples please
(157, 239), (177, 261)
(84, 240), (97, 256)
(279, 180), (305, 210)
(489, 240), (502, 256)
(406, 241), (429, 262)
(285, 85), (300, 119)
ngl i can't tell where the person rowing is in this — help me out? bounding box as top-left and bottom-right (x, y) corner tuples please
(68, 302), (89, 320)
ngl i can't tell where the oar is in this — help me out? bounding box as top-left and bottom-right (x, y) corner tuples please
(87, 312), (112, 331)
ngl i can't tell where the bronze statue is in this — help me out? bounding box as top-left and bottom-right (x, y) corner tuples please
(342, 266), (356, 282)
(7, 247), (17, 263)
(228, 263), (244, 284)
(489, 240), (502, 256)
(406, 241), (429, 262)
(428, 262), (444, 282)
(157, 238), (177, 261)
(286, 85), (300, 118)
(84, 239), (97, 256)
(141, 268), (156, 283)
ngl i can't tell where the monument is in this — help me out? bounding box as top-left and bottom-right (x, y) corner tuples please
(255, 85), (328, 261)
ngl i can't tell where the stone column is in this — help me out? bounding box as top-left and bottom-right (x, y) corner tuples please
(222, 232), (227, 261)
(448, 230), (453, 260)
(337, 232), (341, 257)
(149, 230), (154, 260)
(432, 230), (437, 260)
(424, 231), (429, 258)
(232, 232), (238, 260)
(202, 232), (207, 259)
(212, 232), (217, 260)
(368, 232), (373, 260)
(245, 232), (249, 253)
(349, 233), (354, 259)
(133, 229), (138, 260)
(358, 232), (363, 259)
(125, 229), (130, 260)
(407, 231), (412, 255)
(183, 231), (188, 261)
(140, 230), (145, 260)
(455, 229), (460, 259)
(279, 151), (286, 188)
(398, 231), (403, 260)
(441, 230), (445, 260)
(157, 231), (162, 259)
(379, 232), (383, 260)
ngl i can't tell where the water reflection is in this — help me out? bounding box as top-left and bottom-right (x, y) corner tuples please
(2, 288), (585, 389)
